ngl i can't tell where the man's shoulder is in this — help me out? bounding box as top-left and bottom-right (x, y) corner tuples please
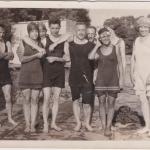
(87, 41), (95, 48)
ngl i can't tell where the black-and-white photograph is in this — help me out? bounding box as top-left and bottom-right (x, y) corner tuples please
(1, 0), (150, 148)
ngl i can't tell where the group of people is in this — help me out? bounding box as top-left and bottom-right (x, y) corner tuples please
(0, 16), (150, 137)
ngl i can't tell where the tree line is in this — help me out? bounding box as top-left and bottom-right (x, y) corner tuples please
(0, 8), (149, 54)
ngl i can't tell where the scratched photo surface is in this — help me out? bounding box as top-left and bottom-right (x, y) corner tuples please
(0, 1), (150, 149)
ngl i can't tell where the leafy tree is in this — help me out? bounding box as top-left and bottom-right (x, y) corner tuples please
(104, 16), (138, 54)
(0, 8), (90, 25)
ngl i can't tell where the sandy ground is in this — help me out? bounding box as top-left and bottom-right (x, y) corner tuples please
(0, 88), (149, 141)
(0, 56), (150, 140)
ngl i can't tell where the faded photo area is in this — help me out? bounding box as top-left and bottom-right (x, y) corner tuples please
(1, 5), (150, 142)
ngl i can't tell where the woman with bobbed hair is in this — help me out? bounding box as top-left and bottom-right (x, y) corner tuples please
(18, 22), (44, 132)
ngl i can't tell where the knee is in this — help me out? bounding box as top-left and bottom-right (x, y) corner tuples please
(83, 103), (90, 108)
(31, 97), (38, 105)
(23, 97), (30, 105)
(73, 99), (80, 105)
(4, 93), (11, 103)
(52, 95), (60, 104)
(43, 99), (50, 106)
(99, 95), (106, 104)
(108, 96), (116, 106)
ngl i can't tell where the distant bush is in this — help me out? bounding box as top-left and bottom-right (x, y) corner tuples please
(104, 16), (139, 55)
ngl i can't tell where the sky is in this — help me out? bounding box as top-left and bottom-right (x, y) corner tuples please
(89, 9), (150, 27)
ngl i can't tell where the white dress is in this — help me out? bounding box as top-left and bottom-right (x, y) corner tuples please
(133, 35), (150, 96)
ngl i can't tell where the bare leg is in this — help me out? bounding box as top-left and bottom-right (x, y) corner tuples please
(51, 87), (62, 131)
(137, 94), (150, 134)
(73, 99), (82, 131)
(105, 96), (116, 136)
(30, 89), (40, 133)
(90, 94), (95, 125)
(22, 89), (31, 132)
(98, 95), (107, 131)
(2, 84), (17, 126)
(83, 103), (93, 131)
(43, 87), (51, 133)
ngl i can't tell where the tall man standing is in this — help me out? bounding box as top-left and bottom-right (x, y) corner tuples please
(66, 23), (96, 131)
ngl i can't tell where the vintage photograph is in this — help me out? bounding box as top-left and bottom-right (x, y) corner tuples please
(0, 1), (150, 147)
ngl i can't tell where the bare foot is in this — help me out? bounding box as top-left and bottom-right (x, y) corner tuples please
(51, 124), (62, 131)
(104, 128), (112, 137)
(43, 124), (49, 133)
(85, 124), (94, 132)
(8, 118), (17, 126)
(137, 127), (150, 134)
(98, 126), (104, 131)
(30, 126), (36, 133)
(74, 123), (82, 132)
(24, 126), (30, 133)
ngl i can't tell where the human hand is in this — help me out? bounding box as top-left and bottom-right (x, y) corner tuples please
(4, 52), (13, 60)
(0, 52), (7, 58)
(46, 56), (57, 63)
(38, 48), (46, 55)
(49, 43), (57, 52)
(96, 40), (101, 48)
(36, 52), (44, 58)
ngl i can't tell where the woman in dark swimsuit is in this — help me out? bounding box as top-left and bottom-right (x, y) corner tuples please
(18, 22), (44, 132)
(0, 24), (17, 126)
(89, 28), (124, 137)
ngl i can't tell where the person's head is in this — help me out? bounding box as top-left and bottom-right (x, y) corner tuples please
(98, 27), (111, 46)
(38, 22), (47, 39)
(27, 22), (39, 40)
(136, 17), (150, 37)
(0, 24), (5, 40)
(87, 26), (96, 42)
(75, 22), (87, 40)
(48, 18), (61, 37)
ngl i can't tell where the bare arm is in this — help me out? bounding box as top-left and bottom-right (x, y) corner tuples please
(130, 44), (136, 85)
(119, 39), (126, 74)
(93, 68), (98, 84)
(47, 41), (70, 63)
(88, 41), (101, 60)
(63, 41), (70, 62)
(116, 45), (125, 89)
(22, 36), (45, 53)
(22, 54), (40, 64)
(49, 33), (73, 51)
(56, 33), (72, 45)
(17, 41), (41, 64)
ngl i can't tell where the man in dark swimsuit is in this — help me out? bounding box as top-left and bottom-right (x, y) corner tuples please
(0, 24), (17, 126)
(66, 22), (95, 131)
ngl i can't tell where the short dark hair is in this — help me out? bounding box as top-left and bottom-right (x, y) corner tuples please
(98, 27), (109, 35)
(0, 23), (12, 42)
(0, 23), (5, 31)
(48, 18), (61, 26)
(38, 22), (47, 32)
(76, 22), (87, 27)
(27, 22), (39, 34)
(88, 26), (96, 33)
